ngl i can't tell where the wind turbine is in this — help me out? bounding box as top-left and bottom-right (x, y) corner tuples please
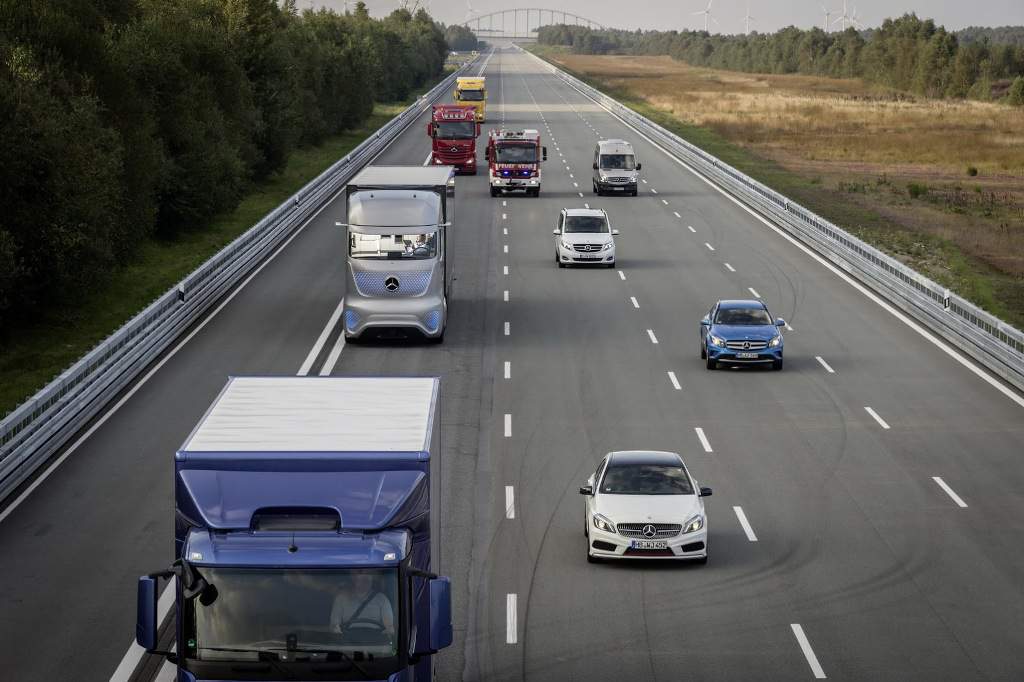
(832, 0), (862, 30)
(692, 0), (718, 33)
(743, 4), (754, 34)
(464, 0), (480, 23)
(820, 4), (835, 32)
(848, 5), (864, 29)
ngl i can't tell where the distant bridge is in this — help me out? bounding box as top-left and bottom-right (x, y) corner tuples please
(464, 9), (605, 41)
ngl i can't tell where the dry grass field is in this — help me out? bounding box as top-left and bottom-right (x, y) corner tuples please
(542, 51), (1024, 324)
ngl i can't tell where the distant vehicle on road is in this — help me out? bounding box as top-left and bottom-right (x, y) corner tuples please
(700, 299), (786, 370)
(428, 104), (480, 174)
(553, 208), (618, 267)
(454, 76), (487, 122)
(580, 451), (712, 563)
(486, 129), (547, 197)
(592, 139), (641, 196)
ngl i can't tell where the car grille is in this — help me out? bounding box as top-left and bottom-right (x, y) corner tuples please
(617, 523), (681, 539)
(725, 340), (768, 350)
(572, 243), (605, 253)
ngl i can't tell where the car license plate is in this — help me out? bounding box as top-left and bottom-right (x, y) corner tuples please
(736, 352), (758, 359)
(630, 540), (668, 549)
(579, 254), (600, 260)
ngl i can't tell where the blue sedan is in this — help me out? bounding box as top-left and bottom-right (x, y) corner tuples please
(700, 299), (786, 370)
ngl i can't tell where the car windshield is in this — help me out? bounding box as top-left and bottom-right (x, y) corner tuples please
(494, 143), (537, 164)
(715, 307), (772, 325)
(600, 154), (635, 170)
(458, 90), (484, 101)
(434, 121), (476, 139)
(563, 216), (609, 233)
(600, 464), (694, 495)
(350, 232), (437, 260)
(184, 567), (400, 680)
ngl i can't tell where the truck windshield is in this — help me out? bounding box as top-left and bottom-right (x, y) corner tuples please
(564, 216), (609, 233)
(184, 567), (401, 680)
(350, 232), (437, 260)
(435, 121), (476, 139)
(495, 143), (538, 164)
(458, 90), (484, 101)
(600, 154), (636, 171)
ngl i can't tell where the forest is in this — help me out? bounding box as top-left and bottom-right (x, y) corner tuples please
(537, 15), (1024, 103)
(0, 0), (449, 329)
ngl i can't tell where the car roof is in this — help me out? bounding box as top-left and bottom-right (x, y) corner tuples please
(563, 208), (607, 217)
(607, 450), (685, 467)
(717, 299), (766, 309)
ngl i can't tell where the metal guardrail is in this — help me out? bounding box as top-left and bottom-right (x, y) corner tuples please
(524, 48), (1024, 393)
(0, 62), (473, 504)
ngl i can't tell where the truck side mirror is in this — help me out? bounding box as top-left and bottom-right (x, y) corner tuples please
(542, 147), (548, 162)
(592, 163), (598, 170)
(636, 162), (642, 171)
(426, 123), (433, 137)
(428, 577), (453, 651)
(136, 576), (159, 651)
(553, 228), (561, 235)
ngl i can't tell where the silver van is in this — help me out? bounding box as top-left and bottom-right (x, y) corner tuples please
(592, 139), (641, 196)
(342, 166), (455, 343)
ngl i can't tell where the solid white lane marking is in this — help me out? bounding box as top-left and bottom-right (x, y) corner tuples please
(724, 263), (736, 272)
(791, 624), (827, 679)
(647, 329), (659, 344)
(749, 287), (761, 298)
(733, 506), (758, 541)
(661, 199), (669, 205)
(503, 265), (509, 276)
(298, 299), (345, 376)
(506, 594), (518, 644)
(630, 296), (639, 309)
(618, 270), (626, 280)
(673, 211), (681, 218)
(815, 356), (835, 374)
(705, 242), (715, 251)
(695, 427), (713, 453)
(688, 225), (697, 233)
(504, 414), (511, 438)
(503, 290), (509, 302)
(504, 361), (511, 379)
(153, 658), (176, 682)
(109, 581), (176, 682)
(933, 477), (968, 508)
(864, 406), (890, 429)
(667, 371), (681, 390)
(319, 329), (346, 376)
(505, 486), (515, 519)
(503, 244), (508, 253)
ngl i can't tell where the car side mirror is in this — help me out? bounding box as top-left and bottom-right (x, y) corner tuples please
(136, 576), (159, 651)
(579, 485), (593, 496)
(542, 146), (547, 161)
(699, 487), (713, 497)
(592, 163), (598, 170)
(636, 162), (642, 170)
(700, 316), (710, 326)
(553, 228), (561, 235)
(611, 229), (619, 235)
(776, 318), (786, 327)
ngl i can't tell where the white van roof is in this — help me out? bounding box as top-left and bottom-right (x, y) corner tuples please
(596, 139), (634, 154)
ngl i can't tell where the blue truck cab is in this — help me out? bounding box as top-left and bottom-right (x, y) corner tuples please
(136, 376), (453, 681)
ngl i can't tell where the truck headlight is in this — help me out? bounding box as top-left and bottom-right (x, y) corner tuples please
(682, 514), (704, 534)
(770, 335), (782, 347)
(709, 334), (725, 347)
(592, 514), (616, 534)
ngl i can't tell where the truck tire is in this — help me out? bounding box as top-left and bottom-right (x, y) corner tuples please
(490, 187), (499, 198)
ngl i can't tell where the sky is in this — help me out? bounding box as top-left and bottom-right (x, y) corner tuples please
(311, 0), (1024, 34)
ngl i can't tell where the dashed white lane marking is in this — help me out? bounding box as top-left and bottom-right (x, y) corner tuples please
(642, 179), (648, 184)
(651, 188), (658, 194)
(319, 328), (346, 376)
(864, 406), (890, 429)
(673, 211), (681, 218)
(688, 225), (697, 233)
(705, 242), (715, 251)
(503, 290), (509, 302)
(504, 361), (511, 379)
(618, 270), (626, 280)
(506, 594), (518, 644)
(504, 413), (512, 438)
(695, 427), (713, 453)
(504, 321), (510, 336)
(503, 244), (508, 254)
(584, 203), (590, 209)
(503, 227), (508, 235)
(569, 174), (574, 179)
(791, 624), (827, 679)
(298, 299), (344, 376)
(667, 371), (681, 390)
(733, 506), (758, 541)
(630, 296), (640, 309)
(422, 152), (432, 166)
(573, 182), (579, 188)
(578, 192), (584, 198)
(503, 200), (507, 207)
(724, 263), (736, 272)
(748, 287), (761, 298)
(933, 477), (968, 507)
(505, 486), (515, 519)
(502, 213), (507, 220)
(815, 356), (835, 374)
(503, 265), (509, 276)
(647, 329), (659, 344)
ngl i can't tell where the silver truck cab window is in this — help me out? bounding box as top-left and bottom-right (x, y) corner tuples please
(349, 233), (438, 260)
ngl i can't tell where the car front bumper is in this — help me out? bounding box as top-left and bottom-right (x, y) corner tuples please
(707, 345), (783, 364)
(597, 181), (637, 193)
(558, 244), (615, 264)
(588, 523), (708, 560)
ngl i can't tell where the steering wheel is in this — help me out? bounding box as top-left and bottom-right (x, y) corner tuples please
(412, 245), (430, 257)
(340, 617), (387, 634)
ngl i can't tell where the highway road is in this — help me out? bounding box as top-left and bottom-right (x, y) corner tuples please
(1, 46), (1023, 681)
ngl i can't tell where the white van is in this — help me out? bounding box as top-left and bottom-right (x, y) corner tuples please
(592, 140), (640, 196)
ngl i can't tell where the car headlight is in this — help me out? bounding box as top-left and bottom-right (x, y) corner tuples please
(592, 514), (616, 534)
(602, 241), (614, 251)
(682, 514), (704, 534)
(770, 335), (782, 347)
(709, 334), (725, 347)
(560, 239), (573, 250)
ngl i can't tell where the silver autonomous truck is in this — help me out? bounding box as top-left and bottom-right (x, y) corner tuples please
(341, 166), (455, 343)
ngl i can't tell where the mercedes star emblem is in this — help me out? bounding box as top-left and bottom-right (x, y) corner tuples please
(384, 276), (400, 291)
(743, 341), (751, 349)
(450, 146), (459, 152)
(642, 524), (657, 538)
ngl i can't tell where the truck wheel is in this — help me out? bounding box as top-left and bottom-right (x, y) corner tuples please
(533, 188), (541, 198)
(490, 187), (498, 198)
(428, 329), (445, 344)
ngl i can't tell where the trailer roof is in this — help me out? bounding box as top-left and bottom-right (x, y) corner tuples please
(349, 165), (454, 188)
(182, 377), (439, 453)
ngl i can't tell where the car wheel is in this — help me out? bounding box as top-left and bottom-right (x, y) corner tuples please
(700, 344), (707, 360)
(586, 551), (601, 564)
(772, 357), (783, 371)
(696, 553), (708, 565)
(706, 355), (716, 370)
(592, 181), (598, 195)
(584, 517), (589, 538)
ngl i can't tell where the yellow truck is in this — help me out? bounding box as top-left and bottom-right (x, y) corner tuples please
(454, 77), (486, 122)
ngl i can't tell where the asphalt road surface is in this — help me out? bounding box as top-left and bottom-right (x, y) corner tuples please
(1, 46), (1023, 681)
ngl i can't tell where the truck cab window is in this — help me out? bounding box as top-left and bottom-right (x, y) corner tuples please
(350, 233), (437, 260)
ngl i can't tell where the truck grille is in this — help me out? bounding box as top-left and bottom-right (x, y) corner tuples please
(353, 271), (432, 296)
(572, 243), (604, 253)
(725, 340), (768, 350)
(617, 523), (681, 539)
(606, 177), (630, 183)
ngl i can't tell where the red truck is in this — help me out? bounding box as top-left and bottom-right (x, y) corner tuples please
(485, 129), (547, 197)
(427, 104), (480, 174)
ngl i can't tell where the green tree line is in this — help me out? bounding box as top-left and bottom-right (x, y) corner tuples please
(0, 0), (449, 329)
(538, 14), (1024, 102)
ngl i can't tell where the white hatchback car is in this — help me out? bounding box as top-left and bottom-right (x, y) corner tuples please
(580, 451), (711, 563)
(553, 208), (618, 268)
